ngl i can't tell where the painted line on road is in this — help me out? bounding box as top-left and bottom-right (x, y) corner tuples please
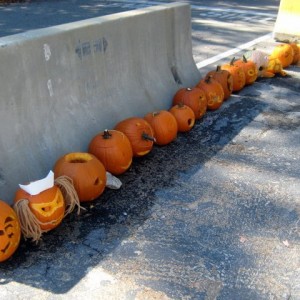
(196, 33), (272, 69)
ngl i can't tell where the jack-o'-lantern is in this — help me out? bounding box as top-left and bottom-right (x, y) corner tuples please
(207, 66), (233, 100)
(221, 57), (246, 92)
(196, 76), (224, 110)
(172, 87), (207, 119)
(169, 104), (195, 132)
(14, 185), (65, 242)
(0, 200), (21, 262)
(54, 152), (107, 202)
(267, 57), (287, 76)
(270, 43), (294, 68)
(234, 55), (258, 85)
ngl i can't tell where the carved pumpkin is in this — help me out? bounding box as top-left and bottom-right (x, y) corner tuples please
(114, 117), (155, 157)
(270, 43), (294, 68)
(234, 55), (258, 85)
(169, 104), (195, 132)
(14, 185), (65, 241)
(89, 129), (133, 175)
(290, 43), (300, 64)
(0, 200), (21, 262)
(172, 87), (207, 120)
(144, 110), (177, 146)
(267, 57), (287, 76)
(54, 152), (107, 202)
(196, 76), (224, 111)
(221, 57), (246, 92)
(207, 66), (233, 100)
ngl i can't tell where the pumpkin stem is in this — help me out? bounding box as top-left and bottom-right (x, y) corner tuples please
(152, 111), (160, 117)
(102, 129), (112, 139)
(142, 132), (156, 142)
(230, 57), (236, 65)
(242, 55), (248, 63)
(177, 102), (185, 108)
(205, 75), (212, 83)
(216, 65), (221, 72)
(55, 175), (85, 216)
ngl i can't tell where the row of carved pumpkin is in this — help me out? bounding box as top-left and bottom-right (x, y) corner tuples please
(1, 42), (299, 263)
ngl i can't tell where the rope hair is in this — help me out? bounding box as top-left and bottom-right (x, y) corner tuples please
(13, 199), (54, 243)
(54, 175), (85, 216)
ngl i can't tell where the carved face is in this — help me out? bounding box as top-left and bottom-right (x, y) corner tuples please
(0, 200), (21, 262)
(14, 186), (65, 231)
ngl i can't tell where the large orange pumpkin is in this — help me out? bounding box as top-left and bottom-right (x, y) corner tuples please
(196, 76), (224, 111)
(270, 43), (294, 68)
(144, 110), (178, 146)
(89, 129), (133, 175)
(54, 152), (107, 202)
(172, 87), (207, 120)
(234, 55), (258, 85)
(169, 104), (195, 132)
(0, 200), (21, 262)
(114, 117), (155, 157)
(207, 66), (233, 100)
(221, 57), (246, 92)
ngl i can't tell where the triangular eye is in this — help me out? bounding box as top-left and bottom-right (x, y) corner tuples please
(4, 217), (14, 223)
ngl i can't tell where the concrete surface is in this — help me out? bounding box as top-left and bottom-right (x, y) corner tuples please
(1, 36), (300, 299)
(0, 2), (200, 203)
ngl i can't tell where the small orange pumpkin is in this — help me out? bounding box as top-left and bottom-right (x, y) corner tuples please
(54, 152), (107, 202)
(114, 117), (155, 157)
(196, 76), (224, 111)
(290, 43), (300, 64)
(172, 87), (207, 120)
(144, 110), (177, 146)
(0, 200), (21, 262)
(234, 55), (258, 85)
(270, 43), (294, 68)
(207, 66), (233, 100)
(169, 104), (195, 132)
(89, 129), (133, 175)
(221, 57), (246, 92)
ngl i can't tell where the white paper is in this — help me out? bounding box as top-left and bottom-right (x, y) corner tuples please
(19, 170), (54, 195)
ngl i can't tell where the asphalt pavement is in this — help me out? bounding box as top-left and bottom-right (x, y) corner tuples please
(0, 1), (299, 299)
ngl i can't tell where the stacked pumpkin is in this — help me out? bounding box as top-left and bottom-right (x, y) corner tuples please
(1, 42), (300, 263)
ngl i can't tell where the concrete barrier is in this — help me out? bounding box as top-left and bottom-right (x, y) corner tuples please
(0, 3), (201, 204)
(273, 0), (300, 42)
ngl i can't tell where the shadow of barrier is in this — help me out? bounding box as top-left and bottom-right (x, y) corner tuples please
(0, 2), (200, 204)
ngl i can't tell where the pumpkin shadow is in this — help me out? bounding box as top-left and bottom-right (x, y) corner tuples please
(0, 88), (270, 293)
